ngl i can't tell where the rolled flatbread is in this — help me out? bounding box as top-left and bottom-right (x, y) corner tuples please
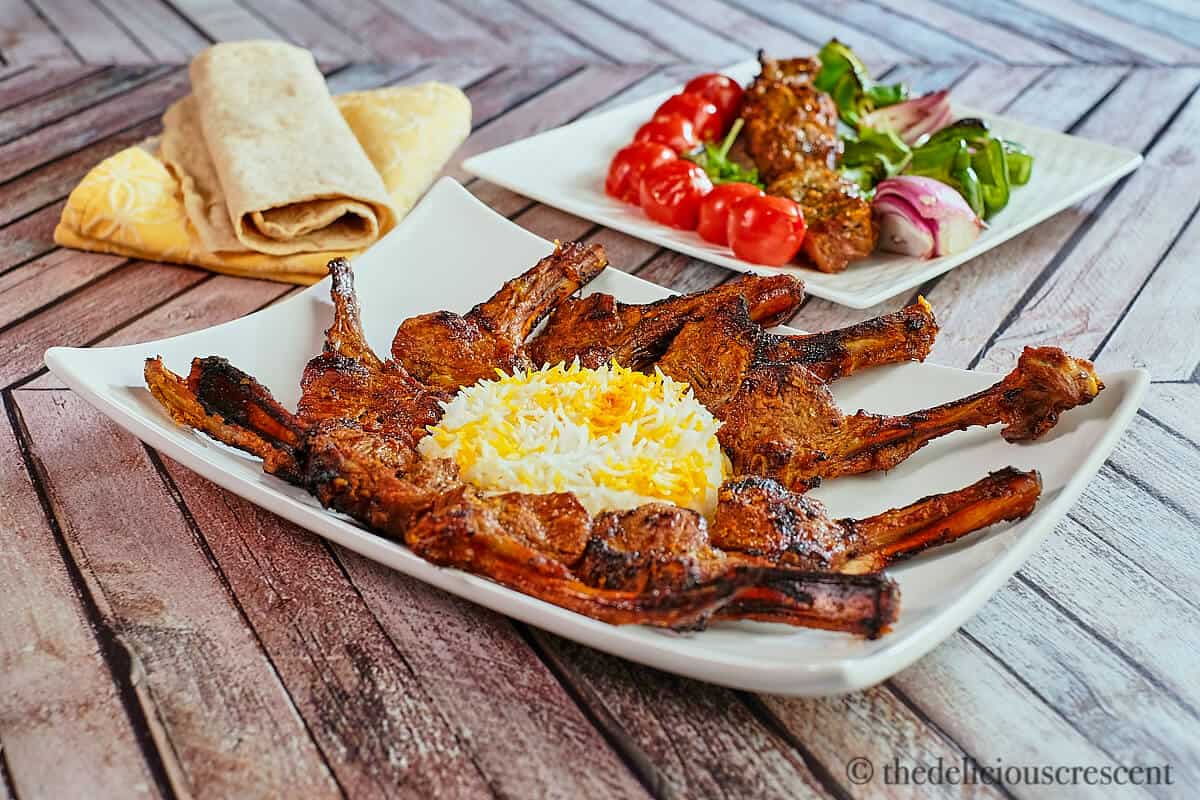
(162, 40), (395, 255)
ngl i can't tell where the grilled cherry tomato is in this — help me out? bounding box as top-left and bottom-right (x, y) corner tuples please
(727, 195), (807, 265)
(639, 160), (713, 230)
(634, 113), (698, 154)
(684, 73), (745, 125)
(696, 182), (762, 245)
(605, 142), (677, 204)
(654, 92), (722, 141)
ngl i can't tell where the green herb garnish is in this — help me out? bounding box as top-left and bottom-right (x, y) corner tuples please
(684, 118), (763, 188)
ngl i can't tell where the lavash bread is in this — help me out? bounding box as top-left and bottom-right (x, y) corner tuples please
(161, 40), (395, 255)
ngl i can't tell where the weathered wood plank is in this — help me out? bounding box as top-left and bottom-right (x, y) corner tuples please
(0, 68), (188, 184)
(978, 70), (1200, 372)
(237, 0), (357, 64)
(883, 63), (971, 96)
(722, 0), (907, 71)
(533, 632), (832, 799)
(330, 546), (651, 798)
(0, 200), (62, 272)
(1139, 382), (1200, 444)
(516, 0), (671, 63)
(569, 0), (751, 65)
(0, 116), (159, 228)
(964, 576), (1200, 788)
(656, 0), (819, 54)
(0, 261), (205, 389)
(1082, 0), (1200, 49)
(0, 413), (160, 799)
(1016, 511), (1200, 720)
(162, 0), (281, 44)
(1010, 0), (1200, 63)
(238, 0), (363, 63)
(871, 0), (1071, 63)
(459, 60), (581, 133)
(935, 0), (1145, 63)
(159, 455), (636, 798)
(949, 63), (1048, 111)
(0, 65), (164, 146)
(788, 0), (995, 62)
(890, 634), (1150, 800)
(373, 0), (512, 62)
(26, 0), (154, 64)
(298, 1), (448, 62)
(16, 392), (342, 797)
(451, 64), (654, 180)
(25, 273), (291, 390)
(1068, 464), (1200, 619)
(439, 0), (612, 64)
(0, 0), (80, 65)
(1106, 408), (1200, 531)
(1094, 204), (1200, 379)
(93, 0), (211, 62)
(0, 248), (127, 328)
(0, 63), (106, 112)
(758, 688), (1007, 800)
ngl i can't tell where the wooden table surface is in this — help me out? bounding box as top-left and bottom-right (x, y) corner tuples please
(3, 1), (1199, 798)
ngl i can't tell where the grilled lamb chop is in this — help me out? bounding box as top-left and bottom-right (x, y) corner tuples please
(390, 241), (607, 391)
(531, 279), (936, 381)
(656, 300), (1103, 490)
(145, 252), (1046, 636)
(528, 272), (804, 369)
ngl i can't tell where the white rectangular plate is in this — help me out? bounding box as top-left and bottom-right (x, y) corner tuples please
(462, 60), (1143, 309)
(46, 178), (1146, 696)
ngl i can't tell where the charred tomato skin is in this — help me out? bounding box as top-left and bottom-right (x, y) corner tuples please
(605, 142), (678, 204)
(727, 195), (807, 265)
(639, 160), (714, 230)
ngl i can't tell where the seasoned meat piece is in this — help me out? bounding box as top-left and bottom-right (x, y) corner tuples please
(742, 55), (842, 176)
(768, 166), (878, 273)
(740, 53), (878, 272)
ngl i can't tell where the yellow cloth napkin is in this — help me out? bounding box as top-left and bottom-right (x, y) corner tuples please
(55, 83), (471, 284)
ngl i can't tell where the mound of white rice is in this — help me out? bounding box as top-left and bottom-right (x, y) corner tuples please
(419, 361), (726, 516)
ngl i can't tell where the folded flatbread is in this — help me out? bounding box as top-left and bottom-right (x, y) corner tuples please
(162, 40), (395, 255)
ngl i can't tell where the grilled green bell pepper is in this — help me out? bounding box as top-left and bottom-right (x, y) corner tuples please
(909, 118), (1031, 218)
(1002, 139), (1034, 185)
(815, 39), (907, 127)
(907, 139), (986, 218)
(971, 137), (1010, 217)
(841, 127), (912, 189)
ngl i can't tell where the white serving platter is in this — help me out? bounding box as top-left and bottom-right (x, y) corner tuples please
(46, 178), (1146, 696)
(462, 59), (1143, 309)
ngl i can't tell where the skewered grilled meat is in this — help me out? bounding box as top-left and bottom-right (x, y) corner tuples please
(656, 299), (1103, 490)
(767, 166), (878, 273)
(144, 244), (1055, 636)
(741, 55), (841, 175)
(741, 53), (878, 272)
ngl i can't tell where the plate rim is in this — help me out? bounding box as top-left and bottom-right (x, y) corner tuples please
(42, 177), (1149, 695)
